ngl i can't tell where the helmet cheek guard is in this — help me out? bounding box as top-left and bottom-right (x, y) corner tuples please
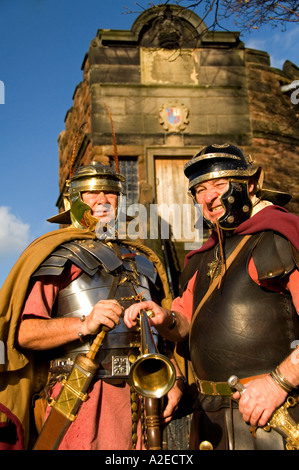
(68, 190), (98, 230)
(218, 179), (252, 230)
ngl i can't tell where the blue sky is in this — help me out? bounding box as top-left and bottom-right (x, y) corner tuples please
(0, 0), (298, 287)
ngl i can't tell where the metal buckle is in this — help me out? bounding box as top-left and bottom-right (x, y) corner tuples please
(112, 356), (130, 376)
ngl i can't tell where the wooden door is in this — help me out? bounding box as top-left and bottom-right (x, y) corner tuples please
(155, 157), (196, 241)
(154, 157), (201, 274)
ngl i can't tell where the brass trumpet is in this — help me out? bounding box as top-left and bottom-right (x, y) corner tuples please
(128, 310), (176, 398)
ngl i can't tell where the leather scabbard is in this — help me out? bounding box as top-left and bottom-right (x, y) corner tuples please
(33, 352), (99, 450)
(33, 407), (73, 450)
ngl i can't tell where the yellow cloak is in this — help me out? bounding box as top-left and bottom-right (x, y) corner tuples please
(0, 226), (172, 449)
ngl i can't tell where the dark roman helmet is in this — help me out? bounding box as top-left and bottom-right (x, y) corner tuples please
(184, 143), (259, 191)
(184, 143), (291, 230)
(48, 162), (125, 230)
(184, 143), (260, 229)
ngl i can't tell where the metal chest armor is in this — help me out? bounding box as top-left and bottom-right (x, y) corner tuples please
(189, 231), (299, 383)
(33, 239), (158, 380)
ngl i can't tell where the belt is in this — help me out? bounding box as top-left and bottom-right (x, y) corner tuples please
(196, 378), (232, 396)
(50, 354), (137, 380)
(195, 374), (267, 396)
(50, 358), (74, 375)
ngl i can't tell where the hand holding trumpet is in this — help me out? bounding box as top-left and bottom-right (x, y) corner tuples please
(124, 300), (190, 342)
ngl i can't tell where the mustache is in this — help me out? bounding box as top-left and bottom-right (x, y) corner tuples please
(93, 204), (115, 216)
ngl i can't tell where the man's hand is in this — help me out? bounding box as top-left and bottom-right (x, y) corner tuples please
(160, 378), (185, 425)
(17, 299), (124, 350)
(124, 300), (170, 329)
(82, 299), (123, 335)
(124, 301), (190, 342)
(233, 375), (287, 427)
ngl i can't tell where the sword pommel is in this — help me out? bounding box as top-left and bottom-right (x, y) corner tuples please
(227, 375), (246, 395)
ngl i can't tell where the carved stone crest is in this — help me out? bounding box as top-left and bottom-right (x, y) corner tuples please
(159, 102), (189, 132)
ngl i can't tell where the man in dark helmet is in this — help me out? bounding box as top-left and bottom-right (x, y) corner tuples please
(125, 143), (299, 450)
(0, 161), (184, 450)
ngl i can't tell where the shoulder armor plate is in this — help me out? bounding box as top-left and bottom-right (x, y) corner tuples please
(32, 239), (122, 278)
(291, 244), (299, 269)
(252, 231), (296, 281)
(118, 245), (157, 284)
(66, 240), (122, 272)
(32, 239), (157, 282)
(135, 254), (157, 284)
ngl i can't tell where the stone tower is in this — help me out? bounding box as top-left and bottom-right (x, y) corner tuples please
(56, 4), (299, 279)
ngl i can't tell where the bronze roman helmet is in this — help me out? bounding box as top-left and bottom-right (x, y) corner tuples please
(184, 143), (291, 230)
(48, 162), (125, 230)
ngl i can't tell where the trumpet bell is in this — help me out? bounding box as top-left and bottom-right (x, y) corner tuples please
(129, 352), (176, 399)
(128, 309), (176, 399)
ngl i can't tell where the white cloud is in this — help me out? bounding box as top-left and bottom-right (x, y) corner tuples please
(245, 38), (268, 51)
(0, 206), (30, 259)
(272, 28), (299, 49)
(245, 27), (299, 69)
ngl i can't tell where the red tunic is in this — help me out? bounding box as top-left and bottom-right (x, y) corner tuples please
(21, 265), (144, 450)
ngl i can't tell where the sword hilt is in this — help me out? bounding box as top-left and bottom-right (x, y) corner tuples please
(86, 325), (110, 360)
(227, 375), (246, 395)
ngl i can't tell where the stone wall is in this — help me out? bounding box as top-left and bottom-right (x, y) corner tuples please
(244, 49), (299, 214)
(55, 4), (299, 218)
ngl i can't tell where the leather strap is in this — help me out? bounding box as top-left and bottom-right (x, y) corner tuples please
(190, 235), (252, 331)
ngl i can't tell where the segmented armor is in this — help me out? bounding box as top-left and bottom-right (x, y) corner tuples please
(33, 238), (159, 380)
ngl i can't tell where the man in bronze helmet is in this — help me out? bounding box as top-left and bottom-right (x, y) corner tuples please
(125, 143), (299, 450)
(0, 161), (184, 450)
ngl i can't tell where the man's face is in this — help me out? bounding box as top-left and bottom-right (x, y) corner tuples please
(81, 190), (118, 223)
(194, 178), (229, 224)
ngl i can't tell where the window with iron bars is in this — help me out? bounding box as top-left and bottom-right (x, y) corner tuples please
(110, 157), (139, 208)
